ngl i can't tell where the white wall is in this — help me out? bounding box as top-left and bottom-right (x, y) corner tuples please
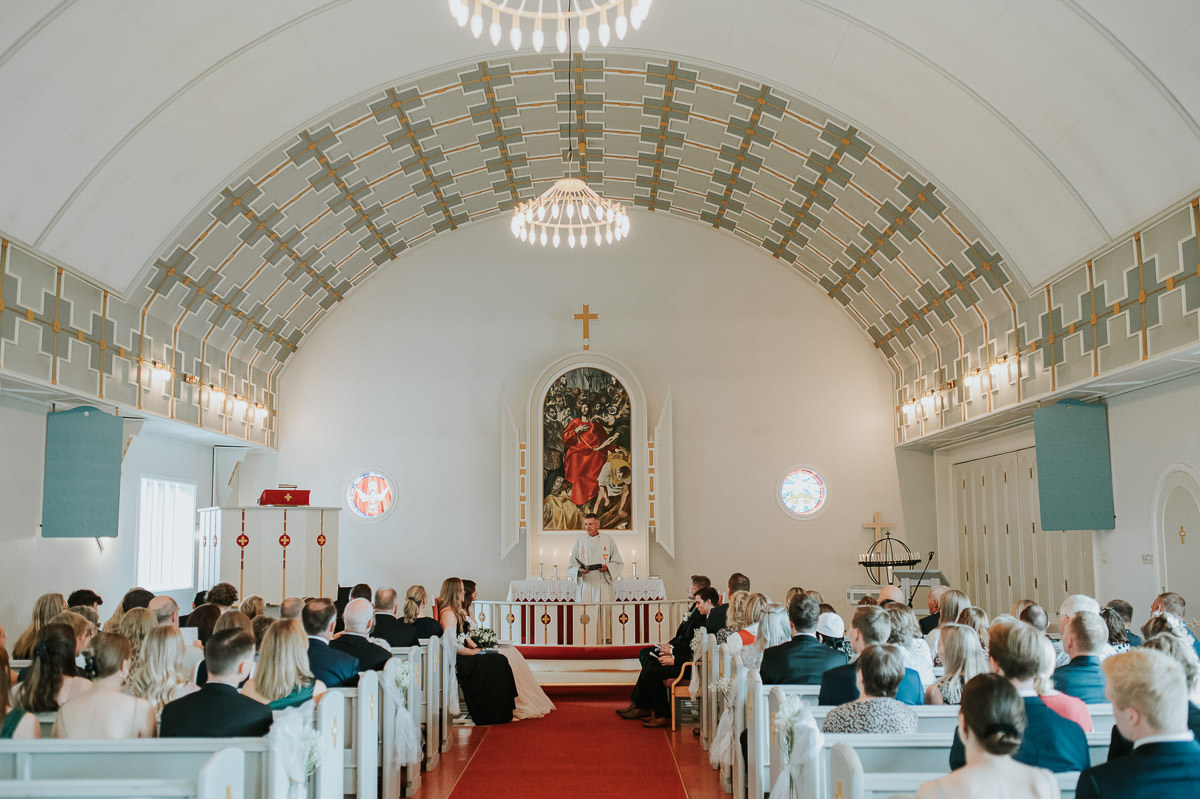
(0, 395), (213, 636)
(275, 211), (934, 608)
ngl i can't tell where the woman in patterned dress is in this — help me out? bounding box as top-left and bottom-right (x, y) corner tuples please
(822, 644), (918, 734)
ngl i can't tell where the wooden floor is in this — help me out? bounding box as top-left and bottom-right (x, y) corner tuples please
(411, 717), (727, 798)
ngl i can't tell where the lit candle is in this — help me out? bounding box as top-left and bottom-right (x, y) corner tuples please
(633, 548), (637, 560)
(539, 547), (544, 561)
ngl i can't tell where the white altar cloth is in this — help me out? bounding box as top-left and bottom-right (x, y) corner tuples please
(507, 577), (666, 602)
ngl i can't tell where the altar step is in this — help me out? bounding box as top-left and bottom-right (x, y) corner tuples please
(517, 644), (644, 686)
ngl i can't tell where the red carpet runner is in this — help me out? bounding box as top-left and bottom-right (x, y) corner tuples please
(448, 685), (689, 798)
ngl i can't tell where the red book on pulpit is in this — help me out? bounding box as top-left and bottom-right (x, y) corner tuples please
(258, 489), (310, 506)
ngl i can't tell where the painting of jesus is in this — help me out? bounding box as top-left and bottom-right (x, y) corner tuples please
(542, 367), (632, 531)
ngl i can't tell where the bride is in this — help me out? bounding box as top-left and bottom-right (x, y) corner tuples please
(463, 579), (555, 720)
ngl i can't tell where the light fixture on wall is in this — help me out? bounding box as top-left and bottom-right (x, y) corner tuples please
(447, 0), (653, 53)
(148, 360), (172, 379)
(510, 2), (630, 248)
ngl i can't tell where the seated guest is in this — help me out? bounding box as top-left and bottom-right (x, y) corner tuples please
(243, 619), (327, 709)
(371, 587), (407, 646)
(917, 673), (1059, 799)
(1105, 599), (1140, 647)
(161, 629), (273, 737)
(180, 590), (206, 626)
(887, 603), (935, 688)
(12, 623), (92, 712)
(618, 579), (712, 720)
(819, 605), (923, 704)
(1076, 649), (1200, 798)
(928, 624), (989, 705)
(331, 598), (392, 672)
(252, 615), (274, 649)
(822, 644), (918, 734)
(762, 593), (848, 686)
(817, 611), (854, 659)
(52, 632), (155, 738)
(1053, 610), (1108, 703)
(1011, 598), (1036, 618)
(240, 595), (265, 619)
(117, 607), (155, 673)
(715, 590), (749, 646)
(619, 586), (718, 726)
(1034, 635), (1092, 731)
(1056, 594), (1101, 666)
(186, 603), (221, 651)
(957, 607), (990, 652)
(725, 591), (768, 655)
(65, 605), (99, 626)
(303, 598), (359, 687)
(12, 593), (66, 659)
(877, 585), (905, 606)
(207, 582), (238, 613)
(741, 603), (791, 671)
(126, 626), (198, 715)
(1152, 591), (1200, 660)
(707, 573), (750, 634)
(66, 589), (103, 613)
(196, 610), (255, 686)
(1107, 631), (1200, 760)
(50, 610), (96, 656)
(102, 588), (154, 632)
(926, 589), (971, 663)
(1099, 606), (1131, 656)
(921, 585), (949, 636)
(394, 585), (443, 644)
(279, 596), (304, 620)
(949, 622), (1089, 772)
(0, 646), (38, 739)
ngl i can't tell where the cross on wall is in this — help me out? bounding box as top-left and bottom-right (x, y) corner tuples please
(573, 304), (598, 350)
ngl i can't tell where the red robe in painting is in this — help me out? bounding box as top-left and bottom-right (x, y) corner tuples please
(562, 416), (609, 507)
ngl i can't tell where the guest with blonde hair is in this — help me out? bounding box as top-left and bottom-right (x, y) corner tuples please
(49, 610), (96, 656)
(742, 603), (790, 671)
(126, 626), (198, 714)
(242, 619), (326, 709)
(927, 624), (988, 705)
(887, 603), (935, 688)
(726, 592), (768, 656)
(52, 632), (156, 739)
(1106, 632), (1200, 759)
(394, 584), (443, 644)
(118, 607), (156, 673)
(1033, 635), (1092, 731)
(214, 610), (254, 637)
(12, 593), (65, 659)
(102, 589), (154, 632)
(240, 595), (265, 620)
(958, 606), (990, 652)
(927, 589), (971, 661)
(716, 590), (749, 646)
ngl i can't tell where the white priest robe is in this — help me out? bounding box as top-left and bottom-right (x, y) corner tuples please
(568, 532), (624, 604)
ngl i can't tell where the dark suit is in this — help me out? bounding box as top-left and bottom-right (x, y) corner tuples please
(1107, 703), (1200, 760)
(760, 635), (848, 686)
(706, 604), (729, 634)
(919, 612), (939, 636)
(372, 613), (408, 647)
(1053, 654), (1107, 704)
(1077, 739), (1200, 799)
(331, 632), (392, 672)
(950, 695), (1089, 772)
(630, 610), (707, 715)
(308, 637), (359, 687)
(818, 662), (924, 705)
(160, 682), (273, 737)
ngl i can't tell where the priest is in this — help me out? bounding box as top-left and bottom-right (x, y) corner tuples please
(569, 513), (624, 643)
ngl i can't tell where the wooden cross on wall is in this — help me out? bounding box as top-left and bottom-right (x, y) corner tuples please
(864, 511), (894, 542)
(574, 304), (598, 350)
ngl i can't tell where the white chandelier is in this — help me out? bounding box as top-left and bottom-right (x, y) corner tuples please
(447, 0), (653, 52)
(511, 177), (630, 248)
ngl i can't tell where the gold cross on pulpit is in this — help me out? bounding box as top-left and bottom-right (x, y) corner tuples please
(864, 511), (894, 542)
(573, 304), (598, 350)
(1181, 525), (1187, 544)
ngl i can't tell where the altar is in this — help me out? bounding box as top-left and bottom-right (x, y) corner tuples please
(506, 577), (665, 602)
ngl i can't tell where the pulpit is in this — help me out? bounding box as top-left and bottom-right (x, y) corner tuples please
(196, 506), (340, 601)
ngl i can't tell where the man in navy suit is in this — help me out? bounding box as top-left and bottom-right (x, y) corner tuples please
(761, 592), (848, 685)
(818, 605), (922, 705)
(1053, 609), (1109, 703)
(1077, 649), (1200, 798)
(949, 622), (1089, 772)
(161, 629), (273, 737)
(1153, 592), (1200, 661)
(304, 597), (359, 687)
(331, 597), (392, 672)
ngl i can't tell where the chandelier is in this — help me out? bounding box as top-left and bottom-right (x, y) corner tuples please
(510, 177), (630, 248)
(447, 0), (653, 52)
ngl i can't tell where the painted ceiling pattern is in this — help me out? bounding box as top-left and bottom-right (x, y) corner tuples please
(135, 52), (1018, 384)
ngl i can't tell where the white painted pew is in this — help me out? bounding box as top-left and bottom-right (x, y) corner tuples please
(314, 688), (346, 799)
(0, 739), (270, 798)
(382, 653), (426, 797)
(744, 672), (821, 799)
(717, 642), (734, 792)
(696, 632), (711, 751)
(730, 662), (748, 799)
(341, 670), (380, 799)
(391, 636), (441, 771)
(0, 746), (243, 798)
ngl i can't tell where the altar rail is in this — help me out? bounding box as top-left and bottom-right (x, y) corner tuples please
(474, 599), (692, 646)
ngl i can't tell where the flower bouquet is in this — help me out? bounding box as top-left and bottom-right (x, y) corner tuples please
(470, 627), (499, 649)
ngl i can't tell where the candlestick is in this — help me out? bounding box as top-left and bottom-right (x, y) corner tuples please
(553, 563), (559, 580)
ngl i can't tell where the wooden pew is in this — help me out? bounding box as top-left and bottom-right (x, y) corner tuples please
(0, 739), (271, 798)
(0, 746), (244, 798)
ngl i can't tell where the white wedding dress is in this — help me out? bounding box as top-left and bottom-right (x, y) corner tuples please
(497, 644), (556, 720)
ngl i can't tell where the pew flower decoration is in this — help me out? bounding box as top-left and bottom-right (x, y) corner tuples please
(711, 675), (734, 703)
(266, 701), (320, 799)
(691, 629), (706, 661)
(470, 627), (499, 649)
(769, 694), (824, 799)
(393, 657), (412, 702)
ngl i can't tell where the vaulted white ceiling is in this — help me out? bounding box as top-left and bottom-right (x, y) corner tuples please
(2, 1), (1199, 359)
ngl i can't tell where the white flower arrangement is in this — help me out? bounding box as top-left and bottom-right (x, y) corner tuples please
(393, 657), (412, 701)
(691, 628), (706, 661)
(458, 628), (499, 649)
(773, 694), (807, 760)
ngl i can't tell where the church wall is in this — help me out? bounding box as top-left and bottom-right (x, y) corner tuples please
(274, 212), (936, 610)
(0, 395), (213, 635)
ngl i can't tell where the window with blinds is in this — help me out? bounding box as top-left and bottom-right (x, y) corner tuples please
(136, 477), (197, 592)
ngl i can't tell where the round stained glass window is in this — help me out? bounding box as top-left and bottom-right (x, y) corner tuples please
(778, 467), (827, 519)
(346, 470), (395, 520)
